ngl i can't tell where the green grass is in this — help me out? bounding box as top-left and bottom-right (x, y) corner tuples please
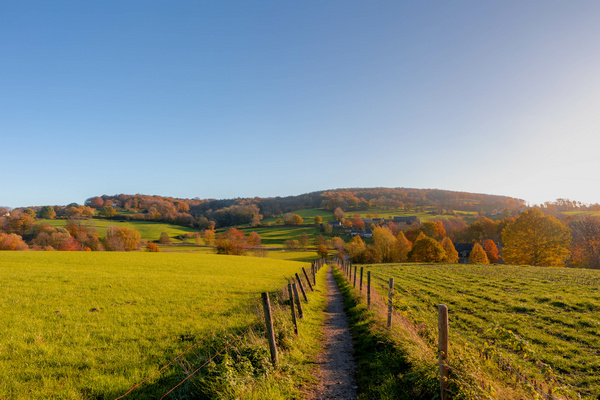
(0, 251), (316, 399)
(238, 225), (322, 246)
(362, 263), (600, 399)
(38, 219), (197, 242)
(261, 208), (336, 225)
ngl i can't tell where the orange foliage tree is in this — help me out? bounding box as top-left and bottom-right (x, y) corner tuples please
(441, 237), (459, 263)
(408, 236), (446, 263)
(482, 239), (499, 263)
(215, 228), (248, 255)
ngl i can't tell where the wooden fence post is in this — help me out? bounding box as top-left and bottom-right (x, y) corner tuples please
(312, 265), (316, 286)
(302, 267), (314, 291)
(359, 267), (364, 292)
(261, 292), (278, 365)
(387, 278), (394, 329)
(288, 284), (298, 335)
(292, 282), (304, 319)
(438, 304), (449, 400)
(353, 266), (357, 288)
(367, 271), (371, 309)
(295, 273), (309, 302)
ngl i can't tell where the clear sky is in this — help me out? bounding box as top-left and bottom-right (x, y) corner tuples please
(2, 1), (600, 208)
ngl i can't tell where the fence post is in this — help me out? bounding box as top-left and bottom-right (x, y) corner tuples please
(367, 271), (371, 309)
(295, 273), (309, 302)
(359, 267), (364, 292)
(438, 304), (449, 400)
(302, 267), (314, 292)
(292, 282), (304, 319)
(387, 278), (394, 329)
(288, 284), (298, 335)
(312, 265), (316, 286)
(353, 266), (357, 288)
(261, 292), (278, 365)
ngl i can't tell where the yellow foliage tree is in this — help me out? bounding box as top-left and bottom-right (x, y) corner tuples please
(394, 231), (412, 262)
(408, 236), (446, 263)
(468, 243), (489, 264)
(501, 208), (571, 267)
(441, 237), (459, 263)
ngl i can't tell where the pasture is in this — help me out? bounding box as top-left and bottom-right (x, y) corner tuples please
(0, 252), (309, 399)
(365, 263), (600, 399)
(37, 218), (198, 243)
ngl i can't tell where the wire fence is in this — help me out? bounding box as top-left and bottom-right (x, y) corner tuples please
(332, 259), (576, 400)
(114, 258), (327, 399)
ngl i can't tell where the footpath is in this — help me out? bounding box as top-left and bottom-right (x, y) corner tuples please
(309, 266), (357, 400)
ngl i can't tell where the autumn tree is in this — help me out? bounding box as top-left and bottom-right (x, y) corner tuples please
(334, 207), (345, 221)
(569, 216), (600, 269)
(284, 239), (300, 250)
(501, 208), (571, 267)
(0, 233), (28, 250)
(86, 196), (105, 209)
(469, 243), (489, 264)
(146, 243), (160, 252)
(394, 231), (412, 262)
(275, 218), (283, 226)
(248, 231), (262, 247)
(314, 215), (322, 225)
(330, 237), (346, 256)
(159, 232), (171, 244)
(203, 228), (215, 246)
(352, 215), (365, 230)
(98, 205), (117, 218)
(38, 206), (56, 219)
(371, 226), (397, 263)
(441, 237), (459, 263)
(408, 236), (446, 263)
(482, 239), (499, 263)
(316, 244), (328, 258)
(103, 226), (141, 251)
(215, 228), (248, 255)
(298, 232), (310, 249)
(284, 214), (303, 225)
(346, 235), (367, 263)
(422, 220), (446, 239)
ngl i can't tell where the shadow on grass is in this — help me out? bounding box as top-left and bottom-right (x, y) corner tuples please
(332, 267), (439, 400)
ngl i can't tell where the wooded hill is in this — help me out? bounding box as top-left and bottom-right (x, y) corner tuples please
(63, 188), (528, 229)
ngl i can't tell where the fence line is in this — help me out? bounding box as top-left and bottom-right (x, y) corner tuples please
(115, 259), (327, 399)
(330, 260), (567, 400)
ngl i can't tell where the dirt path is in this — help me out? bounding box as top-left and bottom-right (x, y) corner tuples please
(308, 266), (357, 400)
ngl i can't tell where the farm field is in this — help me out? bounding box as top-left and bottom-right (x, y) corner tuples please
(0, 252), (309, 399)
(365, 263), (600, 399)
(237, 225), (321, 246)
(38, 218), (198, 243)
(261, 208), (335, 224)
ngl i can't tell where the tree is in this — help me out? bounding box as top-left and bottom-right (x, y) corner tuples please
(334, 207), (345, 221)
(215, 228), (248, 255)
(330, 237), (346, 256)
(103, 226), (141, 251)
(352, 215), (365, 230)
(203, 229), (215, 246)
(422, 220), (446, 239)
(275, 218), (283, 226)
(394, 231), (412, 262)
(346, 235), (367, 262)
(98, 205), (117, 218)
(38, 206), (56, 219)
(482, 239), (499, 263)
(284, 239), (300, 250)
(569, 216), (600, 269)
(371, 226), (397, 263)
(314, 215), (322, 225)
(248, 231), (262, 247)
(146, 243), (160, 252)
(441, 237), (459, 263)
(469, 243), (489, 264)
(501, 208), (571, 267)
(159, 232), (171, 244)
(408, 237), (446, 263)
(284, 214), (303, 225)
(298, 232), (310, 249)
(0, 233), (28, 250)
(316, 244), (328, 258)
(86, 196), (105, 209)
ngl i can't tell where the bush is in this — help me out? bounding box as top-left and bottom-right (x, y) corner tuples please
(146, 243), (160, 252)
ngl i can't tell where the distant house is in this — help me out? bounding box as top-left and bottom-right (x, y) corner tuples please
(329, 221), (343, 229)
(454, 243), (474, 263)
(393, 216), (419, 225)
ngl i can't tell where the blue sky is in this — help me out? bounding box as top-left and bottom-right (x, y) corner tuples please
(2, 1), (600, 208)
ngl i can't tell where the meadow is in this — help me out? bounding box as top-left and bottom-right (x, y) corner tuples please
(0, 251), (314, 399)
(38, 218), (198, 243)
(364, 263), (600, 399)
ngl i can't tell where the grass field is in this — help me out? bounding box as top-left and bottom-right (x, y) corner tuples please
(238, 225), (321, 246)
(0, 252), (313, 399)
(38, 218), (198, 242)
(364, 263), (600, 399)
